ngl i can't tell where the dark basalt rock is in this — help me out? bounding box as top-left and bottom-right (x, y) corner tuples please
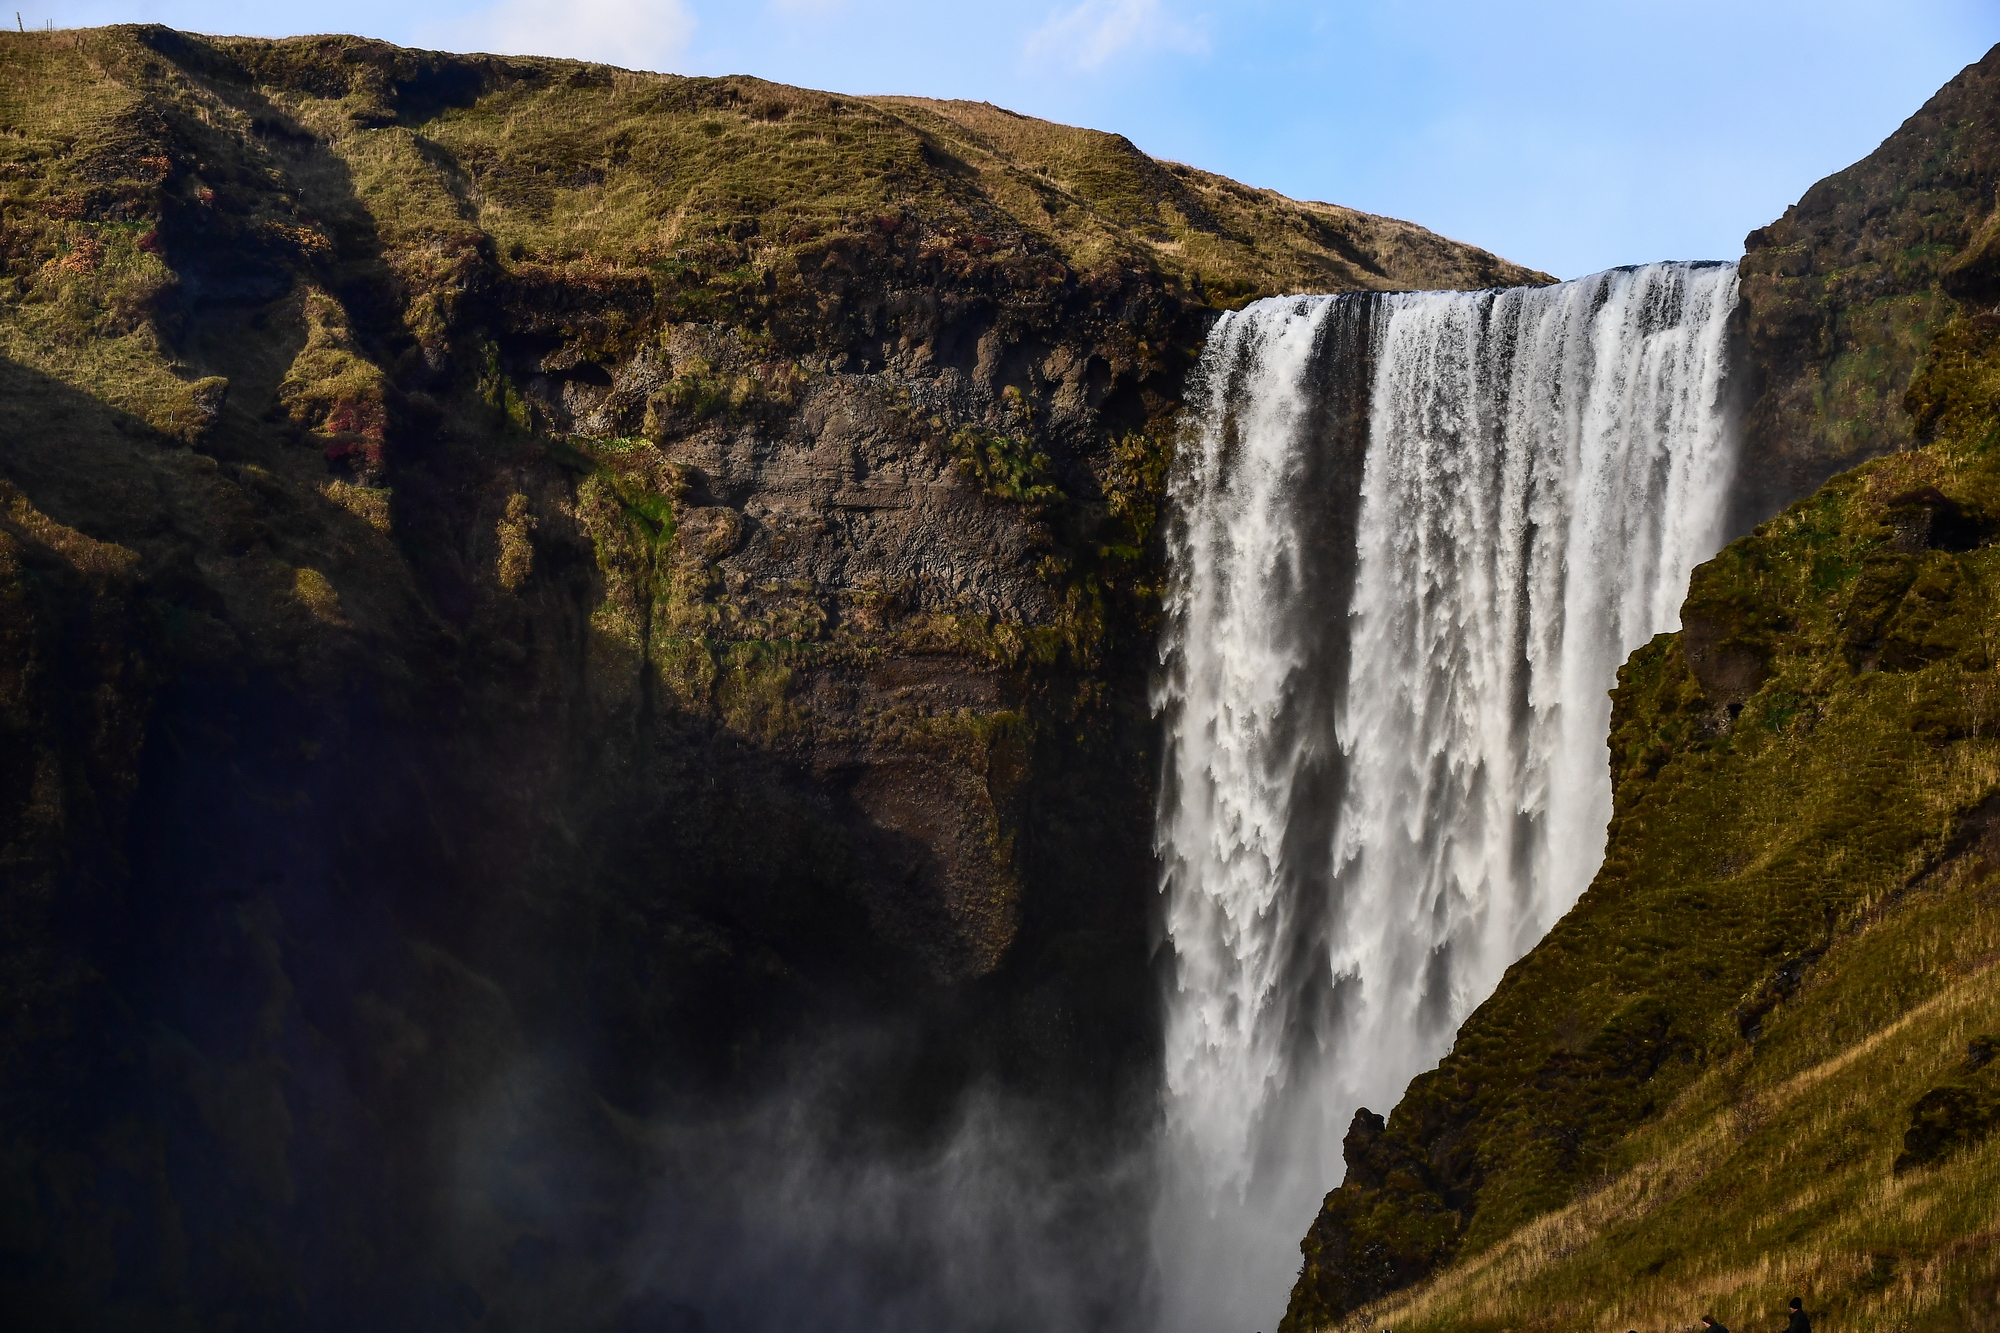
(1896, 1039), (2000, 1173)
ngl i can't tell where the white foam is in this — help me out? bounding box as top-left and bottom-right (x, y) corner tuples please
(1152, 263), (1740, 1331)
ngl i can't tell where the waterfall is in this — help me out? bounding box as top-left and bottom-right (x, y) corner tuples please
(1152, 262), (1740, 1330)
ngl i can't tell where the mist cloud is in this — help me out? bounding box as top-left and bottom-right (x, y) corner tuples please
(438, 1028), (1161, 1332)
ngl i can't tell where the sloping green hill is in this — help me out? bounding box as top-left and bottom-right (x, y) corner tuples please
(867, 95), (1543, 298)
(0, 23), (1542, 449)
(1288, 385), (2000, 1331)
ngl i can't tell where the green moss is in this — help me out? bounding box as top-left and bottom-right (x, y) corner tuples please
(495, 493), (535, 591)
(714, 641), (803, 741)
(644, 354), (798, 430)
(475, 337), (532, 433)
(948, 424), (1059, 503)
(1814, 293), (1952, 464)
(650, 634), (716, 712)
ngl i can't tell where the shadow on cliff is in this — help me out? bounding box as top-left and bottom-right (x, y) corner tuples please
(0, 36), (1168, 1323)
(0, 353), (1159, 1332)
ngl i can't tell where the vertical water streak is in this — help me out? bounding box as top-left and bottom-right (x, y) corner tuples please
(1154, 263), (1739, 1332)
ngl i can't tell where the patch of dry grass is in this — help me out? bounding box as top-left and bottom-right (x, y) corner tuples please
(1351, 921), (2000, 1332)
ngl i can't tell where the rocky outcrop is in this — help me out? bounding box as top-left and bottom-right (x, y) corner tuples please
(1730, 42), (2000, 533)
(0, 25), (1541, 1327)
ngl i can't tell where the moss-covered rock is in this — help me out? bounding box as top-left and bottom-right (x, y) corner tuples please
(1731, 41), (2000, 530)
(1896, 1034), (2000, 1174)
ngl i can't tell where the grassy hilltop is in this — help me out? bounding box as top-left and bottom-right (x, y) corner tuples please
(0, 23), (1540, 451)
(1283, 41), (2000, 1333)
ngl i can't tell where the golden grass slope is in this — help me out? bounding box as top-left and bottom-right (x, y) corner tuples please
(1344, 850), (2000, 1332)
(227, 38), (1550, 302)
(869, 96), (1548, 298)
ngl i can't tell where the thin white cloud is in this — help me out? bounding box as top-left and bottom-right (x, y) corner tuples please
(434, 0), (696, 72)
(1024, 0), (1207, 72)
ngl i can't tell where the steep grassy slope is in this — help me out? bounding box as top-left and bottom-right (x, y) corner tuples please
(1281, 44), (2000, 1333)
(0, 24), (1545, 1330)
(867, 97), (1538, 300)
(0, 24), (1540, 448)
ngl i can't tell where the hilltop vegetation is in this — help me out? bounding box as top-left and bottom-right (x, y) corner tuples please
(0, 23), (1540, 444)
(1731, 43), (2000, 529)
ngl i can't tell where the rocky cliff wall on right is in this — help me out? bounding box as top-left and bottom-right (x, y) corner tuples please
(1279, 41), (2000, 1333)
(1732, 42), (2000, 532)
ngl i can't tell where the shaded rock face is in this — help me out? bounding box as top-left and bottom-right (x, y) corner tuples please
(1731, 42), (2000, 534)
(0, 25), (1539, 1330)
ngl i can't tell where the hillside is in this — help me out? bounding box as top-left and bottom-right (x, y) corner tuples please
(0, 24), (1542, 1329)
(1282, 42), (2000, 1333)
(866, 95), (1542, 299)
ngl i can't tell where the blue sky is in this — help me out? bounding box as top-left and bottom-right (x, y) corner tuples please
(34, 0), (2000, 279)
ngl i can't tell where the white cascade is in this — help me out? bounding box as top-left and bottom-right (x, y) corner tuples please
(1151, 262), (1740, 1331)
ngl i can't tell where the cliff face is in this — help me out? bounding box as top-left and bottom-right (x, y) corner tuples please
(1282, 42), (2000, 1333)
(1730, 43), (2000, 532)
(0, 25), (1542, 1328)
